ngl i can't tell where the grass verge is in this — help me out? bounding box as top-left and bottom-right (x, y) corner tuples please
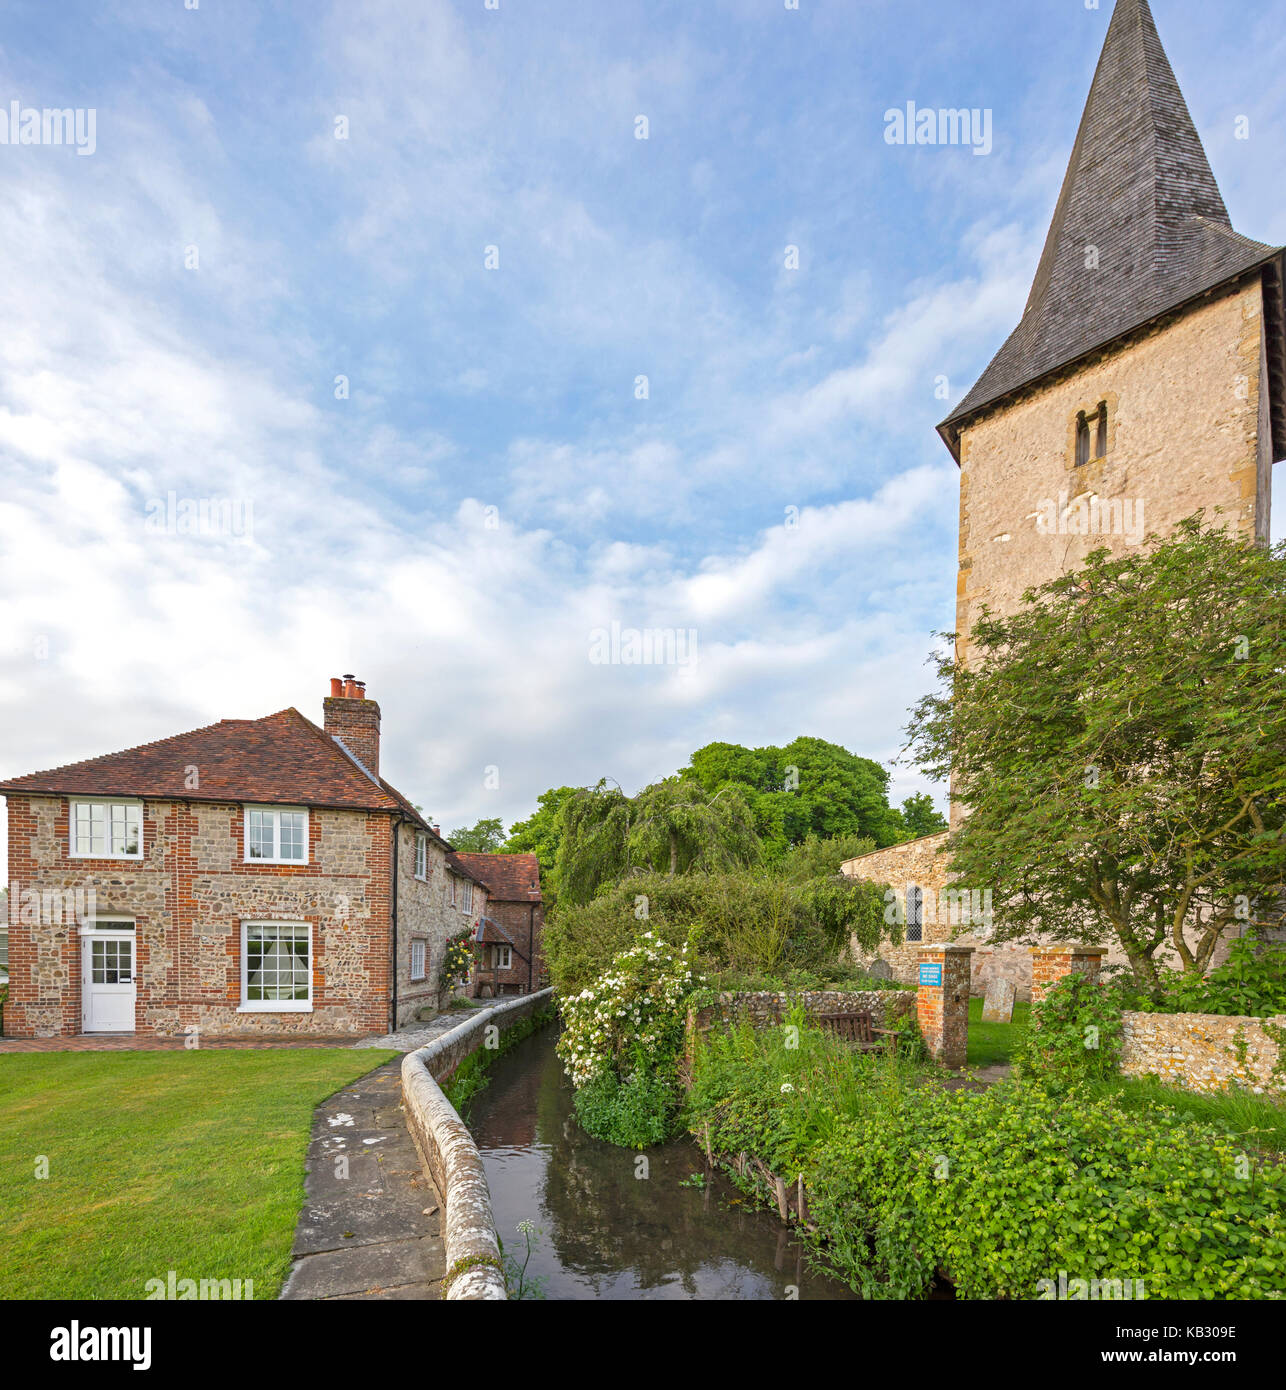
(0, 1048), (396, 1300)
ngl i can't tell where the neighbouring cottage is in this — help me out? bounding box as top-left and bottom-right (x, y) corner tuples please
(450, 851), (546, 998)
(0, 676), (490, 1039)
(844, 0), (1286, 999)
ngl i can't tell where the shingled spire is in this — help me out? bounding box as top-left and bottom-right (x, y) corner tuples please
(939, 0), (1286, 460)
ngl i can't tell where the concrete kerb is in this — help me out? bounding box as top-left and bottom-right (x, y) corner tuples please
(400, 988), (555, 1301)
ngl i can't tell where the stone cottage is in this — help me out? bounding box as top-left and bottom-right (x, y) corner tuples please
(451, 851), (546, 997)
(844, 0), (1285, 998)
(0, 677), (488, 1038)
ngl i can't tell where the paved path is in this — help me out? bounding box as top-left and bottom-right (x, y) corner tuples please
(352, 1003), (488, 1052)
(279, 1060), (447, 1301)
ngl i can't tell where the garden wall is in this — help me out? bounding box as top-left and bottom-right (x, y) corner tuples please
(1120, 1009), (1286, 1096)
(688, 988), (915, 1039)
(400, 988), (555, 1301)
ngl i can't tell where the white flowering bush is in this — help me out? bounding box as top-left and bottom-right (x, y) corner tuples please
(557, 931), (701, 1090)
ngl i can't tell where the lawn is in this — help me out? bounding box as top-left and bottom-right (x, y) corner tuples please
(0, 1048), (396, 1300)
(1088, 1076), (1286, 1158)
(966, 995), (1030, 1066)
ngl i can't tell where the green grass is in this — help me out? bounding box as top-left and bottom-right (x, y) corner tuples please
(0, 1048), (396, 1300)
(1086, 1076), (1286, 1157)
(966, 995), (1030, 1067)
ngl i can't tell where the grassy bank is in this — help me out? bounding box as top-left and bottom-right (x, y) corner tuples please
(0, 1049), (396, 1300)
(686, 1012), (1286, 1299)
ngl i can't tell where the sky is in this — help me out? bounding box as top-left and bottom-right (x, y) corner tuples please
(0, 0), (1283, 857)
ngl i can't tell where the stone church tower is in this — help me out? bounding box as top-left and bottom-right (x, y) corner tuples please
(940, 0), (1285, 664)
(843, 0), (1286, 996)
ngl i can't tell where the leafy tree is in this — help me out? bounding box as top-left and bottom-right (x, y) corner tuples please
(687, 736), (905, 851)
(448, 817), (506, 853)
(554, 775), (761, 905)
(505, 786), (578, 876)
(900, 793), (947, 839)
(774, 831), (876, 883)
(904, 518), (1286, 992)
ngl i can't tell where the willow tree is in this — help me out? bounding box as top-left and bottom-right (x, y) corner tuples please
(904, 517), (1286, 993)
(555, 775), (761, 905)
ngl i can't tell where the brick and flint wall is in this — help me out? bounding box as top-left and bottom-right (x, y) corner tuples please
(4, 793), (396, 1038)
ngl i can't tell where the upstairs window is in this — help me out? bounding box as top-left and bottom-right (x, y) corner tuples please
(245, 807), (308, 864)
(71, 800), (142, 859)
(415, 833), (428, 880)
(461, 880), (474, 914)
(1075, 401), (1109, 466)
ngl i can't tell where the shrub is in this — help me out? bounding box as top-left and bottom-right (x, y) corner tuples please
(1157, 931), (1286, 1018)
(545, 869), (889, 997)
(1015, 972), (1126, 1088)
(439, 928), (475, 992)
(573, 1064), (676, 1148)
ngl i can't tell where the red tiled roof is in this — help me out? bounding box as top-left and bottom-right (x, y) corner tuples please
(451, 851), (542, 903)
(0, 708), (433, 827)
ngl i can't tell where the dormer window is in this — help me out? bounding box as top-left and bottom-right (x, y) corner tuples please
(1075, 401), (1109, 466)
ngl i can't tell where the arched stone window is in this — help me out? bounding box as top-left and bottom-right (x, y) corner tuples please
(906, 885), (924, 943)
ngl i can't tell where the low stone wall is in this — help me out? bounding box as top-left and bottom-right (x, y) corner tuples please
(689, 988), (915, 1038)
(1120, 1009), (1286, 1096)
(400, 988), (555, 1301)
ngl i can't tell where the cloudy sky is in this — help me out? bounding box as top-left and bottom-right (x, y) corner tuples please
(0, 0), (1283, 854)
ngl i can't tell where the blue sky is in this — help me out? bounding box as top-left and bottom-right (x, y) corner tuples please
(0, 0), (1283, 852)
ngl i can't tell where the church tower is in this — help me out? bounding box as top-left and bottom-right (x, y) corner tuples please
(939, 0), (1286, 665)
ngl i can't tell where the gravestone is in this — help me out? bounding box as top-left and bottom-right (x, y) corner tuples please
(981, 977), (1016, 1024)
(866, 959), (894, 981)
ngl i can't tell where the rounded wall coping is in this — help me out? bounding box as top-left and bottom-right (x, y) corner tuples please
(400, 987), (555, 1302)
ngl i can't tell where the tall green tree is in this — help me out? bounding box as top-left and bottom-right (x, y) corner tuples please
(687, 735), (905, 851)
(505, 786), (578, 875)
(900, 793), (947, 839)
(448, 818), (506, 853)
(555, 775), (761, 905)
(904, 518), (1286, 991)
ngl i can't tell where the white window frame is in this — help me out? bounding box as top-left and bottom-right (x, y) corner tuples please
(461, 880), (473, 914)
(70, 799), (144, 860)
(238, 920), (313, 1013)
(415, 833), (428, 881)
(243, 805), (309, 865)
(494, 944), (511, 970)
(410, 939), (427, 982)
(450, 874), (457, 906)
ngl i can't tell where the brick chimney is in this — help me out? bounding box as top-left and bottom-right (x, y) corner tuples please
(323, 673), (381, 777)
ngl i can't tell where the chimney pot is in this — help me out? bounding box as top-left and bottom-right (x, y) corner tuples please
(431, 824), (441, 836)
(343, 678), (359, 698)
(329, 677), (344, 697)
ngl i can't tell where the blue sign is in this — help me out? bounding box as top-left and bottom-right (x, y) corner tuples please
(918, 963), (943, 988)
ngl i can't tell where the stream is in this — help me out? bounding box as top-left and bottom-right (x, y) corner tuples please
(465, 1024), (857, 1300)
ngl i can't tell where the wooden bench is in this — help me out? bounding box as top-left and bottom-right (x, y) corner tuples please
(814, 1010), (899, 1056)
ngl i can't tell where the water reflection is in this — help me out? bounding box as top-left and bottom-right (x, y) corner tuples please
(467, 1025), (857, 1301)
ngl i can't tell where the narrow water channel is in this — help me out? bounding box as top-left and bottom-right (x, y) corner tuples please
(466, 1025), (858, 1300)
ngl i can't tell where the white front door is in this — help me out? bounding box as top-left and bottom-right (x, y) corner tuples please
(82, 932), (137, 1033)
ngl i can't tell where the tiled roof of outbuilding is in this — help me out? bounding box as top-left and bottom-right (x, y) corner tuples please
(451, 851), (543, 903)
